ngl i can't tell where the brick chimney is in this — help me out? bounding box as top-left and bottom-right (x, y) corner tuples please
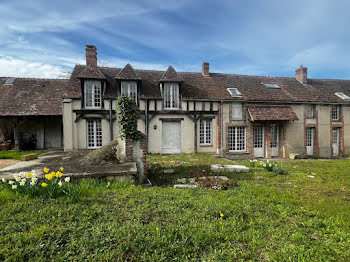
(86, 45), (97, 66)
(202, 62), (210, 76)
(295, 65), (307, 84)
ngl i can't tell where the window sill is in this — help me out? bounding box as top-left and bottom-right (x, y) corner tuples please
(200, 144), (213, 147)
(227, 151), (249, 155)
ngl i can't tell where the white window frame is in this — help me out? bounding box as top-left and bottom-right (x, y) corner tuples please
(228, 126), (246, 152)
(305, 105), (314, 118)
(331, 105), (340, 121)
(227, 88), (241, 97)
(232, 103), (243, 120)
(84, 80), (102, 109)
(163, 83), (180, 109)
(121, 81), (138, 103)
(87, 120), (102, 149)
(199, 119), (212, 145)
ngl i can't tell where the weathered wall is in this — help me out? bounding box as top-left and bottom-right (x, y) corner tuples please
(318, 105), (331, 157)
(284, 105), (305, 155)
(343, 105), (350, 154)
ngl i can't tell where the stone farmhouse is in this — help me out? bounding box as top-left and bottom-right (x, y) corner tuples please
(1, 45), (350, 159)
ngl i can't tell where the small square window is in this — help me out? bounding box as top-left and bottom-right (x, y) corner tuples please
(305, 105), (314, 118)
(263, 83), (280, 89)
(227, 88), (241, 96)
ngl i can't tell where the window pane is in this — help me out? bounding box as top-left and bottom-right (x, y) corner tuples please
(200, 119), (211, 145)
(164, 83), (179, 109)
(228, 126), (246, 151)
(85, 81), (93, 107)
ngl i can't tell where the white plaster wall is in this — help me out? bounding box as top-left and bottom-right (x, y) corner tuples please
(343, 106), (350, 154)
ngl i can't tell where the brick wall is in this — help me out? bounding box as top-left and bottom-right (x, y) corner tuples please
(125, 137), (148, 180)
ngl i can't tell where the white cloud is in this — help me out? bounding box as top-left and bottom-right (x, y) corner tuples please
(0, 56), (67, 78)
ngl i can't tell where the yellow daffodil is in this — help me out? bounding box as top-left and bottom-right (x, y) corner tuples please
(26, 173), (32, 178)
(45, 174), (53, 180)
(41, 182), (48, 187)
(60, 167), (64, 172)
(156, 227), (159, 231)
(56, 171), (63, 178)
(220, 212), (224, 217)
(43, 167), (49, 173)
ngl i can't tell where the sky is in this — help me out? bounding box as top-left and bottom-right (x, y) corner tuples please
(0, 0), (350, 79)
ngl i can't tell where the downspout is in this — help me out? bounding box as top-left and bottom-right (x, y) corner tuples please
(109, 98), (113, 141)
(220, 100), (224, 157)
(145, 99), (148, 136)
(194, 114), (198, 153)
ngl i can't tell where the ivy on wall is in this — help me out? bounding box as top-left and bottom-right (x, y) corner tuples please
(116, 96), (145, 140)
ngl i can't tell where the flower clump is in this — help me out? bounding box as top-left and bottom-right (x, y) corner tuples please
(249, 160), (287, 175)
(1, 167), (73, 198)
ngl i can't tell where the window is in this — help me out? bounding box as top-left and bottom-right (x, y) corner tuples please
(335, 92), (350, 100)
(331, 105), (340, 121)
(227, 88), (241, 96)
(228, 126), (246, 152)
(87, 120), (102, 148)
(305, 105), (314, 118)
(121, 81), (137, 102)
(84, 80), (101, 108)
(200, 119), (212, 145)
(164, 83), (179, 109)
(232, 103), (243, 120)
(263, 83), (280, 89)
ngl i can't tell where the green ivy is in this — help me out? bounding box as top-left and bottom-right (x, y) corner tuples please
(116, 96), (145, 140)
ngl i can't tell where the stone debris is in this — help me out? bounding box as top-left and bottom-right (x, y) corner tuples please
(176, 178), (187, 183)
(174, 184), (198, 189)
(308, 175), (315, 178)
(188, 178), (196, 184)
(257, 176), (264, 180)
(211, 164), (249, 173)
(164, 169), (175, 174)
(21, 153), (38, 161)
(199, 176), (229, 181)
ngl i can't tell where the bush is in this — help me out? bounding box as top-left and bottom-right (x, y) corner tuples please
(1, 167), (79, 199)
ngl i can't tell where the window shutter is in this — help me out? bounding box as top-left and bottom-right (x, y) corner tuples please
(232, 104), (243, 120)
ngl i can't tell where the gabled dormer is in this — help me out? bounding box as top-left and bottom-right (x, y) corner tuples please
(115, 64), (141, 104)
(78, 45), (106, 109)
(159, 66), (183, 110)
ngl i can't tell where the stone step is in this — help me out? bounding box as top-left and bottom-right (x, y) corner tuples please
(211, 164), (249, 172)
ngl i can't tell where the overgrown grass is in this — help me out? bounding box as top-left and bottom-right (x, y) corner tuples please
(1, 154), (350, 261)
(0, 150), (45, 160)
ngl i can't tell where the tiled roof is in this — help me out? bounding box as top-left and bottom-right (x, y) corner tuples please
(160, 66), (183, 82)
(0, 77), (68, 116)
(77, 65), (105, 79)
(247, 105), (299, 121)
(64, 64), (350, 104)
(115, 64), (141, 80)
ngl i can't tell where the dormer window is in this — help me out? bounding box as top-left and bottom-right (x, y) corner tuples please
(121, 81), (137, 103)
(164, 83), (179, 109)
(227, 88), (241, 97)
(84, 80), (101, 108)
(263, 83), (280, 89)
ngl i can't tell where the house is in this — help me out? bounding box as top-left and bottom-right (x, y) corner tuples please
(1, 44), (350, 159)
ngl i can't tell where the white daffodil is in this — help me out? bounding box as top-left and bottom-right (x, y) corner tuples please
(12, 185), (17, 190)
(30, 181), (36, 186)
(8, 180), (14, 185)
(31, 170), (38, 178)
(1, 178), (6, 183)
(64, 177), (70, 183)
(13, 174), (20, 182)
(58, 181), (63, 187)
(19, 181), (25, 186)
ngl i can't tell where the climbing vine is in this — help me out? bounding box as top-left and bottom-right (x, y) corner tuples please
(116, 96), (145, 140)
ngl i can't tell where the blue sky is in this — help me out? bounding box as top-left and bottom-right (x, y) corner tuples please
(1, 0), (350, 79)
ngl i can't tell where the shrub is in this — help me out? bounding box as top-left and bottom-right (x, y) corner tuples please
(1, 167), (79, 199)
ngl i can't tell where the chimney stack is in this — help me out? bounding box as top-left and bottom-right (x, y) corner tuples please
(295, 65), (307, 84)
(86, 45), (97, 67)
(202, 62), (210, 76)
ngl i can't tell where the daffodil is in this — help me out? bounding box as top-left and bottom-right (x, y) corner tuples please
(30, 181), (36, 186)
(60, 167), (64, 172)
(1, 178), (6, 183)
(12, 185), (17, 190)
(19, 181), (25, 186)
(45, 173), (53, 180)
(220, 212), (224, 218)
(13, 174), (20, 182)
(64, 177), (70, 183)
(58, 181), (63, 187)
(43, 167), (49, 173)
(41, 182), (48, 187)
(8, 180), (14, 185)
(26, 173), (32, 178)
(56, 171), (62, 178)
(156, 227), (159, 231)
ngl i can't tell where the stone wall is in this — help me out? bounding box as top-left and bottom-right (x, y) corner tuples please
(124, 137), (148, 183)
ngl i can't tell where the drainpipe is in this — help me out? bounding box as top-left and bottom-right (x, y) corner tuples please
(109, 98), (113, 141)
(220, 100), (224, 157)
(145, 99), (148, 136)
(194, 114), (198, 153)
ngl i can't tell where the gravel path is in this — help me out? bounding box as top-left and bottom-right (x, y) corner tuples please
(0, 160), (18, 169)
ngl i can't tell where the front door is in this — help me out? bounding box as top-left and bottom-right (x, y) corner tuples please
(271, 124), (279, 157)
(162, 121), (181, 154)
(332, 128), (340, 156)
(306, 127), (314, 155)
(253, 125), (264, 158)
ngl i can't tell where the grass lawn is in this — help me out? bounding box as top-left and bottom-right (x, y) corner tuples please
(1, 154), (350, 261)
(0, 150), (45, 161)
